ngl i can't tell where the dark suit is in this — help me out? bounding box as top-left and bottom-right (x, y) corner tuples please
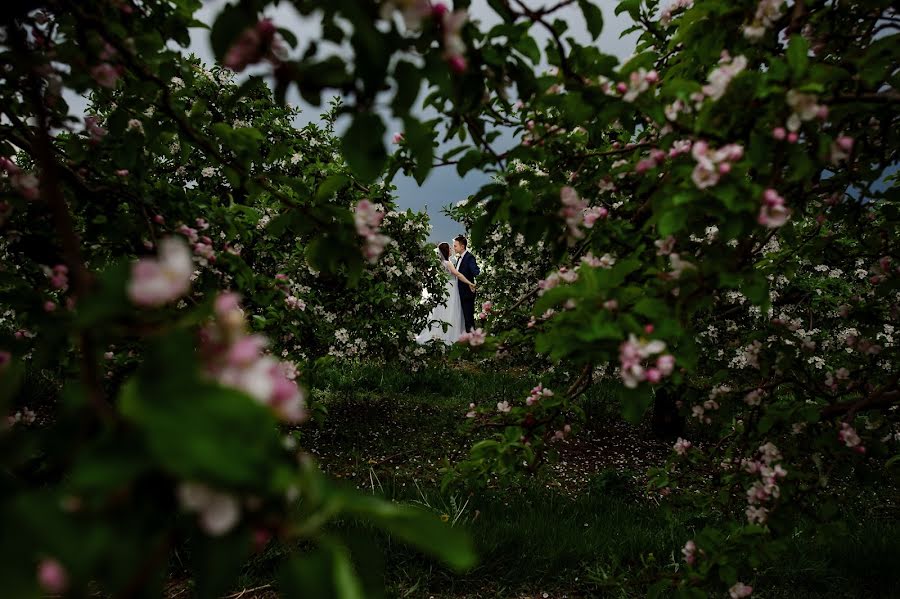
(456, 251), (480, 332)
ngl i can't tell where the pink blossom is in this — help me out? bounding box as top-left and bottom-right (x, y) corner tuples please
(673, 437), (692, 455)
(392, 132), (404, 144)
(619, 334), (668, 388)
(745, 505), (768, 524)
(702, 55), (747, 101)
(127, 237), (193, 307)
(285, 296), (306, 311)
(43, 300), (56, 312)
(177, 224), (199, 243)
(178, 482), (240, 536)
(465, 402), (476, 418)
(91, 63), (121, 88)
(440, 9), (468, 71)
(691, 163), (719, 189)
(49, 264), (69, 290)
(772, 126), (786, 140)
(84, 116), (107, 142)
(354, 200), (391, 263)
(0, 351), (11, 372)
(787, 131), (799, 143)
(496, 400), (511, 413)
(729, 582), (753, 598)
(838, 422), (862, 449)
(224, 19), (283, 72)
(201, 295), (306, 423)
(37, 558), (68, 594)
(458, 328), (486, 346)
(583, 206), (608, 228)
(786, 89), (823, 131)
(655, 235), (676, 256)
(656, 354), (676, 375)
(681, 540), (697, 565)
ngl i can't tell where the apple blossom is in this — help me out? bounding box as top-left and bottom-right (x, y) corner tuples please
(37, 558), (68, 594)
(127, 237), (193, 307)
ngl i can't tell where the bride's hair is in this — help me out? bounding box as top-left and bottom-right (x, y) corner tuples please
(438, 242), (450, 260)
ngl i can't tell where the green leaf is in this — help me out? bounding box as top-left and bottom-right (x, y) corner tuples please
(619, 385), (653, 424)
(280, 542), (366, 599)
(403, 116), (435, 184)
(787, 35), (809, 76)
(578, 0), (604, 39)
(658, 209), (687, 236)
(210, 4), (255, 61)
(615, 0), (642, 20)
(334, 487), (476, 571)
(392, 61), (422, 115)
(119, 334), (284, 487)
(341, 113), (387, 183)
(316, 174), (350, 201)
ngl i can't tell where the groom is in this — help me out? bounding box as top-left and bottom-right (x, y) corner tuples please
(453, 235), (480, 332)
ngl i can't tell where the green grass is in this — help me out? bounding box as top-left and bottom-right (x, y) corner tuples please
(265, 364), (900, 597)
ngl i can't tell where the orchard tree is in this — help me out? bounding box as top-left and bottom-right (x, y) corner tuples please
(0, 2), (471, 596)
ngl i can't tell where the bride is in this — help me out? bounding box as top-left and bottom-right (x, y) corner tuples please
(416, 242), (477, 344)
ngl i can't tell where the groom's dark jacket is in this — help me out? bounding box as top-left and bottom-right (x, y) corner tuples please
(457, 251), (480, 300)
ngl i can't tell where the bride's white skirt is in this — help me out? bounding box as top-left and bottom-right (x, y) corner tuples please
(416, 277), (464, 345)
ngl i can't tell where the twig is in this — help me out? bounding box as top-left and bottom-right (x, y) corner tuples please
(223, 584), (272, 599)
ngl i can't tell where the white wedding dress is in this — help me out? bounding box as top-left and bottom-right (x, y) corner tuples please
(416, 254), (465, 345)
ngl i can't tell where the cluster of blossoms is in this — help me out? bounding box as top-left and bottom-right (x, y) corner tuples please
(673, 437), (692, 455)
(658, 0), (693, 28)
(199, 293), (306, 423)
(702, 53), (748, 102)
(635, 148), (667, 174)
(757, 188), (791, 228)
(223, 19), (287, 72)
(354, 200), (391, 263)
(127, 237), (193, 307)
(46, 264), (68, 290)
(6, 407), (37, 428)
(457, 328), (486, 346)
(177, 481), (240, 536)
(829, 135), (854, 165)
(666, 52), (746, 124)
(538, 266), (578, 295)
(690, 141), (743, 189)
(690, 388), (723, 424)
(580, 251), (616, 269)
(742, 0), (785, 40)
(477, 301), (492, 321)
(0, 156), (39, 200)
(558, 186), (608, 242)
(742, 442), (788, 525)
(785, 89), (828, 132)
(525, 383), (554, 406)
(83, 116), (107, 143)
(380, 1), (468, 72)
(618, 334), (676, 388)
(90, 62), (123, 88)
(616, 67), (659, 103)
(274, 274), (308, 312)
(175, 218), (218, 265)
(838, 422), (865, 453)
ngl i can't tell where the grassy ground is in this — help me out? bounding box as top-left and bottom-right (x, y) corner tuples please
(218, 362), (899, 598)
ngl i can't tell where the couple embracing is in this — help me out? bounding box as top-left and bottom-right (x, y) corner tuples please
(416, 235), (480, 345)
